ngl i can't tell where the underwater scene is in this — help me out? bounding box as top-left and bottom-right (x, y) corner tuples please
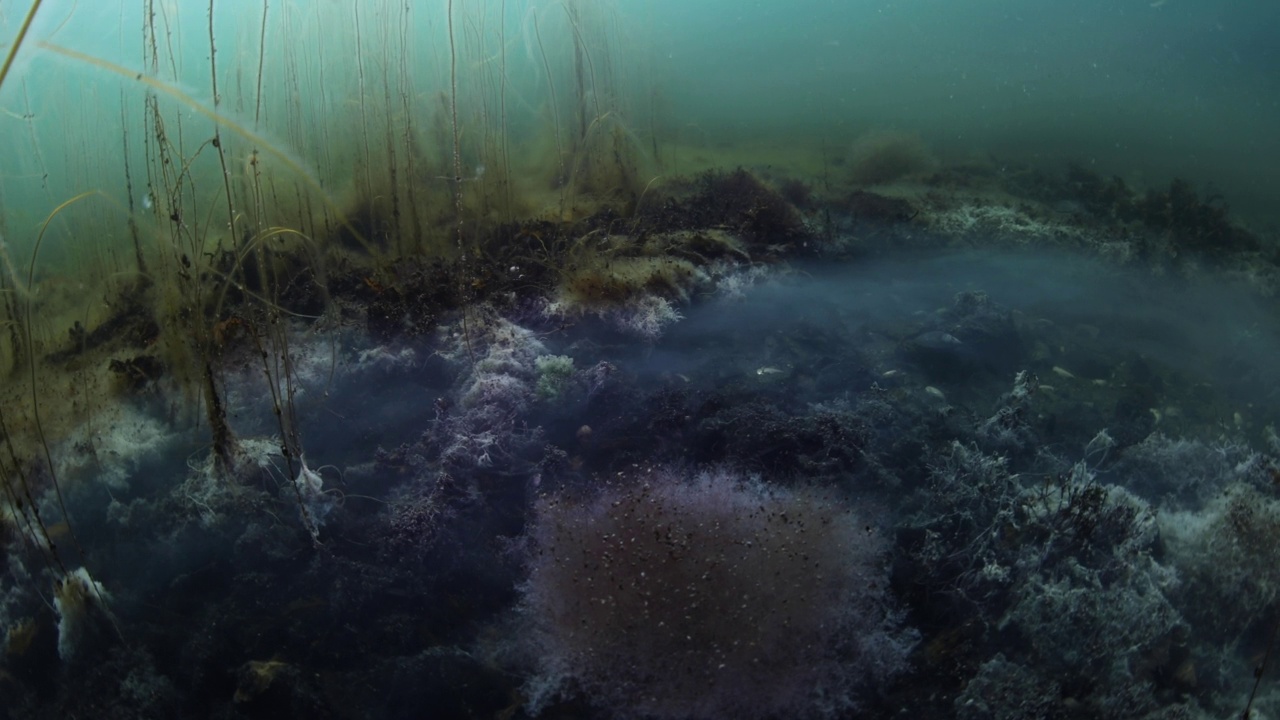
(2, 0), (1280, 718)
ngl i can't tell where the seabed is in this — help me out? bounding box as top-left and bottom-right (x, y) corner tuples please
(3, 152), (1279, 719)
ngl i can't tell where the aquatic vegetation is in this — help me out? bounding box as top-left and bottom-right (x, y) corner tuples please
(847, 129), (936, 187)
(52, 567), (113, 663)
(1063, 165), (1262, 259)
(925, 200), (1097, 247)
(564, 112), (652, 218)
(1115, 433), (1270, 509)
(435, 312), (549, 472)
(534, 354), (575, 399)
(1161, 482), (1280, 642)
(549, 252), (700, 339)
(1002, 550), (1185, 715)
(0, 1), (42, 94)
(557, 254), (701, 308)
(663, 168), (816, 251)
(954, 653), (1064, 720)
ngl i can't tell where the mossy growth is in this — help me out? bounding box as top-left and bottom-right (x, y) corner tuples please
(535, 355), (575, 399)
(559, 254), (700, 309)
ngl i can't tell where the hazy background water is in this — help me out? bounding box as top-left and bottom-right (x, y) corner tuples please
(646, 0), (1280, 220)
(0, 0), (1277, 272)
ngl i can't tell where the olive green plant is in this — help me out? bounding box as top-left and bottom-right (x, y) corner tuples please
(0, 0), (657, 544)
(0, 0), (43, 93)
(5, 5), (342, 552)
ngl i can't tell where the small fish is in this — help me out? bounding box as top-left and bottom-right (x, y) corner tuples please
(756, 366), (782, 376)
(142, 193), (153, 210)
(914, 331), (961, 349)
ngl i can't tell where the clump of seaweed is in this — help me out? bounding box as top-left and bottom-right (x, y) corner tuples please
(777, 177), (816, 210)
(638, 168), (815, 253)
(1064, 165), (1259, 259)
(558, 254), (700, 309)
(848, 129), (936, 186)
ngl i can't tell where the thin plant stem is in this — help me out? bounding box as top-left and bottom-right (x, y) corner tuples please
(0, 407), (65, 582)
(500, 0), (513, 221)
(354, 5), (373, 202)
(23, 191), (123, 638)
(254, 0), (269, 128)
(532, 10), (565, 189)
(448, 0), (475, 369)
(379, 5), (401, 254)
(39, 41), (372, 253)
(448, 0), (464, 230)
(119, 91), (147, 275)
(562, 1), (600, 141)
(1243, 614), (1279, 719)
(399, 1), (421, 250)
(208, 0), (239, 254)
(0, 0), (44, 93)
